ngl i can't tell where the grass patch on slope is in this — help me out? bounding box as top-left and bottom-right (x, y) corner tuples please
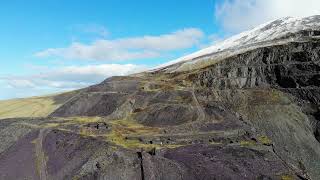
(106, 119), (181, 150)
(0, 91), (78, 120)
(0, 96), (60, 119)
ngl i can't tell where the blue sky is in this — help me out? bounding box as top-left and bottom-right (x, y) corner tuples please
(1, 0), (319, 100)
(0, 0), (221, 71)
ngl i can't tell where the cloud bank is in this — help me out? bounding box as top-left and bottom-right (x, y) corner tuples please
(35, 28), (204, 61)
(215, 0), (320, 32)
(1, 64), (146, 91)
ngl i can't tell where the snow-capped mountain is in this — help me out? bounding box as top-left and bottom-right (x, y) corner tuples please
(154, 15), (320, 73)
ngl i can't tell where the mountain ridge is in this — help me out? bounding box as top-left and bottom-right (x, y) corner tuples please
(152, 15), (320, 73)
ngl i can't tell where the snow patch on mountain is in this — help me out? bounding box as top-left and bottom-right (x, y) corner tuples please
(152, 15), (320, 72)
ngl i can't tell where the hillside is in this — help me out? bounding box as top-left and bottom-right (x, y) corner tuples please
(1, 16), (320, 180)
(0, 91), (78, 119)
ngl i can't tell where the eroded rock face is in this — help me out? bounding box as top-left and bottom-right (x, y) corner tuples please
(134, 104), (198, 127)
(0, 130), (40, 180)
(196, 42), (320, 90)
(50, 92), (129, 117)
(162, 144), (292, 180)
(193, 41), (320, 179)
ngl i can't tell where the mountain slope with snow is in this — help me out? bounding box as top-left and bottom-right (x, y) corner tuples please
(154, 15), (320, 72)
(2, 15), (320, 180)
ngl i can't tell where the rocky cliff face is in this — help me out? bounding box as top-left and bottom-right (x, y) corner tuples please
(1, 16), (320, 180)
(193, 41), (320, 179)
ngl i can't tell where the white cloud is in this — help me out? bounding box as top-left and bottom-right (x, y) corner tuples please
(215, 0), (320, 32)
(35, 28), (204, 61)
(1, 64), (147, 91)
